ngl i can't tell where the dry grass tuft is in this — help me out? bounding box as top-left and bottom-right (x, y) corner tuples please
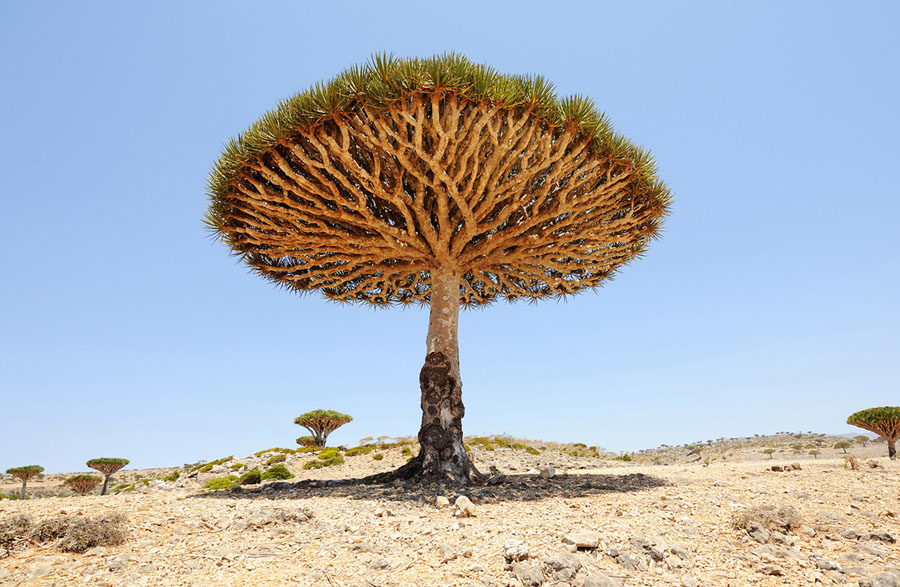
(0, 512), (128, 555)
(732, 504), (802, 533)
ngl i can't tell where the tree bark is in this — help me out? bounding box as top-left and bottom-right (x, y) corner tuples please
(889, 437), (896, 460)
(364, 270), (483, 485)
(100, 475), (110, 496)
(19, 481), (26, 500)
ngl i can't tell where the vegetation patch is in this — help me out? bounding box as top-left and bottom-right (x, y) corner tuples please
(162, 470), (180, 482)
(190, 456), (233, 473)
(261, 465), (294, 480)
(345, 444), (377, 457)
(302, 450), (345, 470)
(372, 453), (384, 461)
(238, 469), (262, 485)
(0, 512), (127, 555)
(202, 476), (239, 491)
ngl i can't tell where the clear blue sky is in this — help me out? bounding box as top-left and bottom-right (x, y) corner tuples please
(2, 2), (898, 473)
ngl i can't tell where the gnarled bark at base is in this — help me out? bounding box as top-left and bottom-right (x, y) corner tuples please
(889, 438), (897, 460)
(364, 352), (483, 485)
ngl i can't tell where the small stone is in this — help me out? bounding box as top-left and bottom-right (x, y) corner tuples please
(790, 462), (802, 470)
(504, 539), (529, 562)
(758, 564), (784, 576)
(513, 562), (545, 587)
(680, 577), (699, 587)
(84, 546), (109, 557)
(368, 557), (391, 570)
(562, 531), (601, 549)
(543, 552), (582, 580)
(747, 522), (770, 544)
(771, 465), (784, 472)
(811, 555), (841, 571)
(670, 544), (691, 561)
(583, 573), (622, 587)
(30, 567), (54, 579)
(616, 552), (646, 571)
(488, 474), (507, 485)
(800, 525), (817, 537)
(539, 467), (555, 479)
(859, 573), (900, 587)
(435, 496), (450, 508)
(455, 496), (476, 517)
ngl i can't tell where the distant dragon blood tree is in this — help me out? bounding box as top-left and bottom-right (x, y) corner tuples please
(65, 475), (102, 496)
(206, 54), (670, 484)
(294, 410), (353, 446)
(847, 407), (900, 459)
(86, 458), (129, 495)
(6, 465), (43, 500)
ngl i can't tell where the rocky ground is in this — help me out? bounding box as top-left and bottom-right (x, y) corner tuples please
(1, 437), (898, 586)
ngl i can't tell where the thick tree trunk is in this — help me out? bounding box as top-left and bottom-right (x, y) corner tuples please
(365, 271), (483, 485)
(101, 475), (110, 496)
(19, 481), (26, 500)
(889, 438), (896, 460)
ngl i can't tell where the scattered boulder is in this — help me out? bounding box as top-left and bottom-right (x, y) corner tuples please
(368, 557), (391, 570)
(504, 539), (529, 562)
(858, 573), (900, 587)
(542, 552), (582, 581)
(435, 496), (450, 509)
(757, 564), (784, 576)
(583, 573), (622, 587)
(810, 555), (841, 571)
(513, 562), (545, 587)
(539, 467), (556, 479)
(454, 496), (476, 518)
(563, 530), (601, 550)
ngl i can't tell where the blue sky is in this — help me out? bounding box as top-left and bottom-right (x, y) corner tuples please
(2, 1), (898, 473)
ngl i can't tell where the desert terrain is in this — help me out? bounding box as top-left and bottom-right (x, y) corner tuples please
(1, 434), (898, 586)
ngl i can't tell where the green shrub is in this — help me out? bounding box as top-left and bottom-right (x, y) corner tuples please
(345, 444), (376, 457)
(302, 451), (345, 470)
(162, 470), (180, 482)
(202, 476), (239, 490)
(295, 445), (319, 454)
(614, 454), (632, 462)
(261, 465), (294, 480)
(265, 454), (287, 466)
(190, 456), (233, 473)
(401, 446), (413, 456)
(525, 446), (540, 456)
(230, 463), (247, 472)
(238, 469), (262, 485)
(372, 453), (384, 461)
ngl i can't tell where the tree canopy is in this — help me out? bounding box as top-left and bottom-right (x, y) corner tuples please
(294, 410), (353, 446)
(205, 53), (670, 307)
(847, 407), (900, 459)
(5, 465), (43, 481)
(64, 475), (102, 496)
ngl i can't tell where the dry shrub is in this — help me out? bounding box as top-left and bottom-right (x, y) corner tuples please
(844, 455), (859, 471)
(58, 513), (128, 553)
(0, 514), (33, 555)
(732, 504), (802, 533)
(0, 512), (127, 554)
(31, 517), (75, 542)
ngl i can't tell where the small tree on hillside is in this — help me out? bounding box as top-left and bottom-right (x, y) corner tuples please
(847, 407), (900, 459)
(853, 435), (869, 447)
(808, 449), (820, 459)
(296, 436), (316, 447)
(762, 448), (776, 459)
(294, 410), (352, 447)
(64, 475), (102, 496)
(6, 466), (43, 500)
(86, 458), (130, 495)
(833, 441), (851, 455)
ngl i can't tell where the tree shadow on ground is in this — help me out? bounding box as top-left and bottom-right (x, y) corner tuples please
(191, 472), (667, 504)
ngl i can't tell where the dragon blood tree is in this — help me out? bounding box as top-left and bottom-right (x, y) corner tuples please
(64, 475), (102, 496)
(206, 54), (670, 484)
(86, 458), (129, 495)
(6, 465), (43, 500)
(294, 409), (353, 446)
(847, 407), (900, 459)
